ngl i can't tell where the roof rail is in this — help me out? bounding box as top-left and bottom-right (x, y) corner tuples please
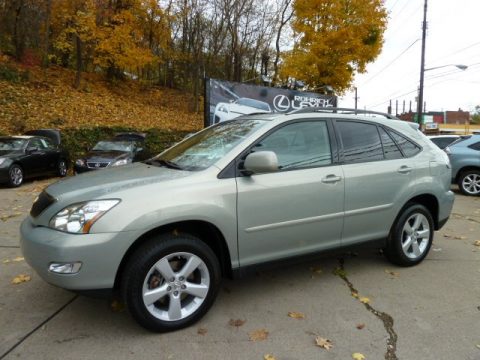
(287, 107), (398, 119)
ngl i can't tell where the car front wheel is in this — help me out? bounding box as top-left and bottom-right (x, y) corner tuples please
(122, 233), (221, 332)
(385, 203), (433, 266)
(457, 170), (480, 196)
(8, 164), (24, 187)
(57, 159), (68, 177)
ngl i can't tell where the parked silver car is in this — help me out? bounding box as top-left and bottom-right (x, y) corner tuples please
(20, 108), (454, 332)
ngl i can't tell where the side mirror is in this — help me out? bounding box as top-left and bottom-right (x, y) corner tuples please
(26, 147), (38, 154)
(243, 151), (279, 175)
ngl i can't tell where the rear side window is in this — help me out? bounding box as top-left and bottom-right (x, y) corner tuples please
(468, 142), (480, 151)
(379, 128), (403, 159)
(388, 130), (421, 157)
(337, 121), (383, 163)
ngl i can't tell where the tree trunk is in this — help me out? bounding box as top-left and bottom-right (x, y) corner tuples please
(74, 34), (82, 89)
(42, 0), (52, 68)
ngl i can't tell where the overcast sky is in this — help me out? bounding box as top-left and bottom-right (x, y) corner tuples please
(339, 0), (480, 114)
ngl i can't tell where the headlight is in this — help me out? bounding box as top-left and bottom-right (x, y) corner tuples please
(218, 105), (229, 113)
(0, 158), (6, 166)
(49, 200), (120, 233)
(75, 159), (85, 166)
(111, 159), (130, 167)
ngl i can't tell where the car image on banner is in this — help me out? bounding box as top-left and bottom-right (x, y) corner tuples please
(213, 97), (272, 123)
(205, 78), (337, 127)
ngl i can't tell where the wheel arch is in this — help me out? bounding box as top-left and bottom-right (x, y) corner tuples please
(454, 166), (480, 183)
(114, 220), (233, 290)
(400, 194), (439, 230)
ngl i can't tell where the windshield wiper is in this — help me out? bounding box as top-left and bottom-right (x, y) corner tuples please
(144, 159), (183, 170)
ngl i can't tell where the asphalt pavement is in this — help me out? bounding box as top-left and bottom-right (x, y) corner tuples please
(0, 179), (479, 360)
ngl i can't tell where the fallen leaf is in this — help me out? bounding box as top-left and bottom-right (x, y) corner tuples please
(288, 311), (305, 319)
(454, 236), (467, 240)
(264, 355), (276, 360)
(197, 328), (207, 335)
(443, 234), (452, 238)
(352, 353), (366, 360)
(384, 269), (399, 277)
(249, 329), (269, 342)
(315, 336), (333, 350)
(12, 257), (24, 262)
(3, 259), (11, 264)
(351, 291), (359, 298)
(333, 267), (347, 277)
(309, 266), (322, 274)
(110, 299), (125, 312)
(229, 318), (246, 327)
(359, 297), (370, 304)
(356, 323), (365, 330)
(474, 240), (480, 247)
(11, 274), (31, 284)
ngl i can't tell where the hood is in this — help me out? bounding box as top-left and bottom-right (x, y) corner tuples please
(46, 162), (192, 200)
(83, 150), (131, 162)
(228, 103), (270, 116)
(0, 149), (24, 158)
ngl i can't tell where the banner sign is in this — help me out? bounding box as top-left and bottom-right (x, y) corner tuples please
(204, 78), (337, 127)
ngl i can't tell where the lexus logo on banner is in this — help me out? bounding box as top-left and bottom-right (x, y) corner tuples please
(204, 78), (337, 127)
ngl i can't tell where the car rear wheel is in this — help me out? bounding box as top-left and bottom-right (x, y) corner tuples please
(457, 170), (480, 196)
(57, 159), (67, 177)
(8, 164), (24, 187)
(385, 203), (433, 266)
(122, 233), (221, 332)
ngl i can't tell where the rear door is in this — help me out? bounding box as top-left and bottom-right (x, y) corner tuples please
(335, 120), (419, 246)
(236, 120), (345, 266)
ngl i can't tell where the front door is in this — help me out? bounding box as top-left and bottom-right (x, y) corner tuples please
(236, 120), (345, 266)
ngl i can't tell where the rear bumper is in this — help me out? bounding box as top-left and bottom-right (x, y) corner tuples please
(437, 190), (455, 230)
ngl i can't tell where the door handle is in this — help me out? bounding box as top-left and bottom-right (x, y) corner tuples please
(322, 175), (342, 184)
(397, 165), (413, 174)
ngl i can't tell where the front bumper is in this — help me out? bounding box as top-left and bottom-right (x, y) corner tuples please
(74, 165), (97, 174)
(20, 217), (138, 290)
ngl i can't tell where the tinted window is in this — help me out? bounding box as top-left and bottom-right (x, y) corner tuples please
(468, 142), (480, 151)
(388, 131), (421, 157)
(379, 127), (403, 159)
(29, 138), (46, 149)
(430, 137), (457, 149)
(256, 121), (332, 170)
(337, 121), (383, 163)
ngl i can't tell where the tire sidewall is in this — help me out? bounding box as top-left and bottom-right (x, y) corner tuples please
(387, 204), (434, 266)
(458, 170), (480, 196)
(58, 159), (67, 177)
(122, 234), (221, 332)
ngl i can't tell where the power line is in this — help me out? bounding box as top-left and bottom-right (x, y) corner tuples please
(360, 38), (419, 87)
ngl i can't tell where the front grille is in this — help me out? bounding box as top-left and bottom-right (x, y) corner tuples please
(30, 191), (56, 218)
(87, 161), (110, 169)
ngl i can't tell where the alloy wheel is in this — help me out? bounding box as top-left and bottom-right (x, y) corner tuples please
(461, 173), (480, 195)
(401, 213), (430, 259)
(9, 166), (23, 186)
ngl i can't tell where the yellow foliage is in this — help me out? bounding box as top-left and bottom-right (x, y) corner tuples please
(280, 0), (387, 93)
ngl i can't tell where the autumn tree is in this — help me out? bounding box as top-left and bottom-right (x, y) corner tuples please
(280, 0), (387, 93)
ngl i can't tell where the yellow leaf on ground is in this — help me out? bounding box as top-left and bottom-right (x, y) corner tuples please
(288, 311), (305, 319)
(315, 336), (333, 350)
(11, 274), (31, 284)
(359, 297), (370, 304)
(197, 328), (207, 335)
(229, 318), (246, 327)
(351, 291), (359, 298)
(352, 353), (366, 360)
(473, 240), (480, 247)
(3, 259), (11, 264)
(264, 355), (276, 360)
(249, 329), (269, 341)
(12, 257), (24, 262)
(110, 299), (125, 312)
(384, 269), (399, 277)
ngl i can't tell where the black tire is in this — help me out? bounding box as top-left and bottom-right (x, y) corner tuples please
(8, 164), (24, 187)
(385, 203), (434, 267)
(457, 170), (480, 196)
(121, 233), (221, 332)
(57, 159), (68, 177)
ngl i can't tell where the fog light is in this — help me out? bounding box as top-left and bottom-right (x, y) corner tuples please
(48, 262), (82, 274)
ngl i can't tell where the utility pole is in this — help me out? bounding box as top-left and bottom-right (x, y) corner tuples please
(354, 87), (358, 111)
(417, 0), (428, 126)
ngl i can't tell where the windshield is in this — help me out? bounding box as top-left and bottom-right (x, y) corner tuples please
(0, 138), (26, 151)
(152, 119), (267, 170)
(92, 141), (134, 152)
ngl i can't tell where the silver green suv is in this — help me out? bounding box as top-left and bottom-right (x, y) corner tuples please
(21, 108), (454, 332)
